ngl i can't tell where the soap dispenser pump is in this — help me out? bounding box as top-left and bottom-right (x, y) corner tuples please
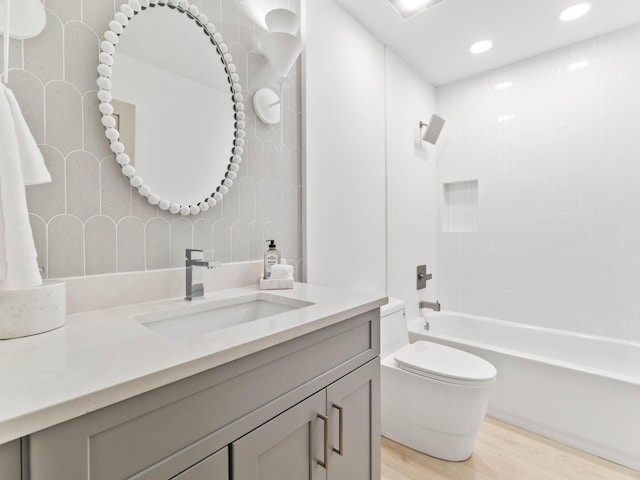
(263, 240), (281, 279)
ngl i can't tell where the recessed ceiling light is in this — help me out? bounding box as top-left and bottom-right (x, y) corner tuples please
(567, 60), (589, 71)
(495, 81), (513, 90)
(470, 40), (493, 54)
(559, 3), (591, 22)
(498, 114), (515, 123)
(387, 0), (446, 19)
(398, 0), (430, 10)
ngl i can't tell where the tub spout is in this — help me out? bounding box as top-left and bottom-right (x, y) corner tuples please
(419, 300), (441, 312)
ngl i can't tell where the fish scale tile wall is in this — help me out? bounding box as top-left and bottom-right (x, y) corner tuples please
(1, 0), (302, 279)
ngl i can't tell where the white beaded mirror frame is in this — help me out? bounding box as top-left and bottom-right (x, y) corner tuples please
(96, 0), (246, 216)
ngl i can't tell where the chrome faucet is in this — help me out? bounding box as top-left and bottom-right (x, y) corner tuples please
(185, 249), (220, 301)
(419, 300), (441, 312)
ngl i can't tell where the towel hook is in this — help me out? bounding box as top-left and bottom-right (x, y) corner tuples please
(0, 0), (47, 83)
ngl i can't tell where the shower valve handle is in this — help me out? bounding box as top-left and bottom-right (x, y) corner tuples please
(417, 265), (432, 290)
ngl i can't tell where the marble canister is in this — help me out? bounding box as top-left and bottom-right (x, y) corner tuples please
(0, 281), (66, 339)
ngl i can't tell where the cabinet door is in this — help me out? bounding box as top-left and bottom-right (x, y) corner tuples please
(0, 440), (21, 480)
(171, 447), (228, 480)
(232, 391), (327, 480)
(326, 358), (380, 480)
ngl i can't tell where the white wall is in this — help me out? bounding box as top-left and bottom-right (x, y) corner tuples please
(111, 53), (233, 206)
(302, 0), (386, 296)
(385, 49), (438, 319)
(437, 24), (640, 342)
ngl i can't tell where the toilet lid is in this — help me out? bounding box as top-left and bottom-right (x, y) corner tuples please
(394, 341), (497, 386)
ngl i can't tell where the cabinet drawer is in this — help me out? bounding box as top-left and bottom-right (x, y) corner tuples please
(30, 309), (379, 480)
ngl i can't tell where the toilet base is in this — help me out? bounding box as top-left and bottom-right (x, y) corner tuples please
(382, 425), (477, 461)
(381, 355), (495, 462)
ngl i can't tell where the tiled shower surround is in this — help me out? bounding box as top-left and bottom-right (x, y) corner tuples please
(437, 24), (640, 342)
(1, 0), (302, 279)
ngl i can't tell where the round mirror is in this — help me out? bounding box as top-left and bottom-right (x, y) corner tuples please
(97, 0), (246, 216)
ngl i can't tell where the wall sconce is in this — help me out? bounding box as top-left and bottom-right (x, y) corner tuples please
(254, 8), (302, 125)
(262, 8), (301, 78)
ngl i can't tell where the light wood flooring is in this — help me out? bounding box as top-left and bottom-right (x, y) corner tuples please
(381, 417), (640, 480)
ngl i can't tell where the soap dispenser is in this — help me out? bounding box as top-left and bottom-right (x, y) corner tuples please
(263, 240), (281, 279)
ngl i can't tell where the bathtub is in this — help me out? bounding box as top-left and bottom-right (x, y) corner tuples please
(407, 312), (640, 471)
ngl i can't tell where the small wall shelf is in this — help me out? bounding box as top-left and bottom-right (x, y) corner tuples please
(442, 180), (478, 232)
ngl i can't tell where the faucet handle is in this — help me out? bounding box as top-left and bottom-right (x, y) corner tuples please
(186, 248), (204, 261)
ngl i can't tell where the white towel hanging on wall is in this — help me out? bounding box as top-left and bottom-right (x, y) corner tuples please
(5, 85), (50, 184)
(0, 82), (50, 290)
(0, 0), (49, 290)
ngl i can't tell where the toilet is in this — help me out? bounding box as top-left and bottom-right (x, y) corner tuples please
(380, 298), (497, 461)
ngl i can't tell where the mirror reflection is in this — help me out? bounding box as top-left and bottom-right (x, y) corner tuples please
(101, 3), (244, 214)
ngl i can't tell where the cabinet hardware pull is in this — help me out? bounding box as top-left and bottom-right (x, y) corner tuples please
(332, 404), (344, 456)
(317, 413), (329, 469)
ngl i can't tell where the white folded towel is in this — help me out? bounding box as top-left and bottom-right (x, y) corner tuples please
(0, 83), (50, 291)
(269, 264), (294, 280)
(5, 87), (51, 185)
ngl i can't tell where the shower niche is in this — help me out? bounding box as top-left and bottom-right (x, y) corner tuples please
(442, 180), (478, 232)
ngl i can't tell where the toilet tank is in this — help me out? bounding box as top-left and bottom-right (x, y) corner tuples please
(380, 297), (408, 358)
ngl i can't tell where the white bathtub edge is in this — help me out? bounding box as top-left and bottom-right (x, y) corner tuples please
(409, 316), (640, 386)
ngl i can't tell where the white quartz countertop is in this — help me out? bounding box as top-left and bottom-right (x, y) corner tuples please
(0, 282), (386, 445)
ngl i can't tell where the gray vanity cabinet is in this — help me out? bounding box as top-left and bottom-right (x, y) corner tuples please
(172, 447), (228, 480)
(0, 439), (21, 480)
(232, 359), (380, 480)
(27, 309), (380, 480)
(232, 391), (327, 480)
(326, 359), (380, 480)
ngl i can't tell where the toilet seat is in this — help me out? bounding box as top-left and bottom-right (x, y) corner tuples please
(394, 341), (497, 386)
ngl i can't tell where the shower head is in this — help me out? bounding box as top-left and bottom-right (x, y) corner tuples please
(419, 114), (446, 144)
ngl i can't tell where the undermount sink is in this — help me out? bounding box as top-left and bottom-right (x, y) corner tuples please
(133, 293), (313, 340)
